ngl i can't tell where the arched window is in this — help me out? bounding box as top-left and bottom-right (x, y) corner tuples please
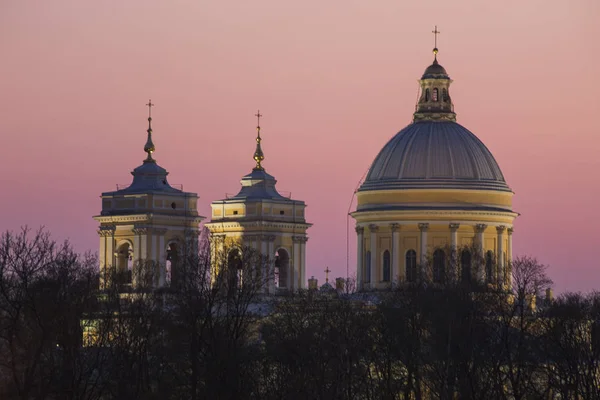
(405, 250), (417, 283)
(442, 88), (448, 102)
(433, 249), (445, 283)
(432, 88), (439, 102)
(382, 250), (391, 282)
(425, 88), (430, 102)
(275, 249), (290, 288)
(365, 251), (371, 283)
(461, 250), (472, 284)
(486, 251), (494, 283)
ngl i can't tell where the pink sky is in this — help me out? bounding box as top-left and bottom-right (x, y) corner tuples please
(1, 1), (598, 292)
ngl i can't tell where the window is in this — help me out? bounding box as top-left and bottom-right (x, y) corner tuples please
(405, 250), (417, 283)
(425, 88), (430, 102)
(432, 88), (439, 102)
(365, 251), (371, 283)
(382, 250), (391, 282)
(280, 210), (285, 215)
(433, 249), (445, 283)
(461, 250), (472, 284)
(442, 88), (448, 102)
(486, 251), (494, 283)
(233, 210), (238, 215)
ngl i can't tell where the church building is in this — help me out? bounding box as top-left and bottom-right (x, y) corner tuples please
(93, 32), (516, 294)
(204, 113), (311, 292)
(351, 37), (517, 290)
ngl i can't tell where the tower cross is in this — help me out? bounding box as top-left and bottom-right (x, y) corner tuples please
(324, 266), (331, 283)
(255, 110), (262, 132)
(146, 99), (154, 118)
(432, 26), (440, 49)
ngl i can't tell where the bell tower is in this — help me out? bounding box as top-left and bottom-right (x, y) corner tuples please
(413, 26), (456, 122)
(93, 101), (204, 289)
(205, 111), (311, 292)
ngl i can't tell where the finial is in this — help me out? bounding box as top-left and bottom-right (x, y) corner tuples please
(324, 266), (331, 283)
(253, 110), (265, 170)
(432, 26), (440, 60)
(144, 99), (156, 163)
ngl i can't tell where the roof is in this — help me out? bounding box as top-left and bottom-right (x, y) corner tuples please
(103, 160), (183, 196)
(360, 121), (511, 192)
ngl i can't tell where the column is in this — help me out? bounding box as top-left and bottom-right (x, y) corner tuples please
(496, 226), (506, 287)
(267, 235), (276, 291)
(449, 223), (459, 249)
(418, 223), (429, 271)
(355, 227), (364, 290)
(157, 229), (167, 288)
(260, 235), (269, 293)
(300, 238), (307, 289)
(449, 223), (460, 282)
(507, 227), (513, 289)
(369, 224), (378, 287)
(293, 238), (301, 290)
(475, 224), (487, 282)
(390, 224), (399, 286)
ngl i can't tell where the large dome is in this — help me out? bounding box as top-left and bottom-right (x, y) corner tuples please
(360, 120), (511, 192)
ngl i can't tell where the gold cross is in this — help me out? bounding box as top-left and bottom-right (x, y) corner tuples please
(432, 26), (440, 48)
(146, 99), (154, 118)
(324, 266), (331, 283)
(255, 110), (262, 128)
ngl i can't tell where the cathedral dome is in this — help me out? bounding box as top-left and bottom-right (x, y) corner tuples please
(360, 120), (511, 192)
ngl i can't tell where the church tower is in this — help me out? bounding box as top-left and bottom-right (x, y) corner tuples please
(93, 102), (204, 289)
(205, 112), (311, 292)
(352, 30), (517, 291)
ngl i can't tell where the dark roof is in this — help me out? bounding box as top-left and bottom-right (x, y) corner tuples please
(360, 121), (511, 192)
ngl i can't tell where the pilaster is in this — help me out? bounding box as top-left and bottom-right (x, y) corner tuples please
(475, 224), (487, 282)
(496, 225), (506, 287)
(418, 223), (429, 268)
(355, 226), (364, 290)
(369, 224), (378, 287)
(390, 223), (399, 286)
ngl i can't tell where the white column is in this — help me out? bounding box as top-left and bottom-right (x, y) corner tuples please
(293, 240), (300, 291)
(390, 224), (399, 286)
(267, 236), (277, 290)
(369, 224), (378, 287)
(261, 236), (269, 293)
(475, 224), (487, 282)
(418, 223), (429, 274)
(356, 227), (364, 290)
(158, 234), (166, 287)
(507, 227), (513, 289)
(449, 223), (459, 249)
(300, 239), (307, 289)
(496, 226), (506, 287)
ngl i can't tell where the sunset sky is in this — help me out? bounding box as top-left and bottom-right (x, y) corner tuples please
(1, 0), (598, 292)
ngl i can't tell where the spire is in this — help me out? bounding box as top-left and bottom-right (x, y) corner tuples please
(432, 25), (440, 61)
(144, 100), (156, 163)
(325, 266), (331, 283)
(253, 110), (265, 170)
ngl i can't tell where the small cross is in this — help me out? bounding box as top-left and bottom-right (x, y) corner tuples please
(432, 26), (440, 48)
(146, 99), (154, 118)
(255, 110), (262, 128)
(324, 266), (331, 283)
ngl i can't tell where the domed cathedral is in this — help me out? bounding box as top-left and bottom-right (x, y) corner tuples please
(204, 112), (311, 293)
(351, 32), (517, 291)
(93, 102), (204, 289)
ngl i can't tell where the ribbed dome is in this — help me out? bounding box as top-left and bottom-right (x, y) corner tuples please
(421, 59), (448, 79)
(360, 121), (511, 192)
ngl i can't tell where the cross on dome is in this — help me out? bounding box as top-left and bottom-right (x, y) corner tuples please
(432, 26), (440, 56)
(143, 99), (156, 162)
(253, 109), (265, 170)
